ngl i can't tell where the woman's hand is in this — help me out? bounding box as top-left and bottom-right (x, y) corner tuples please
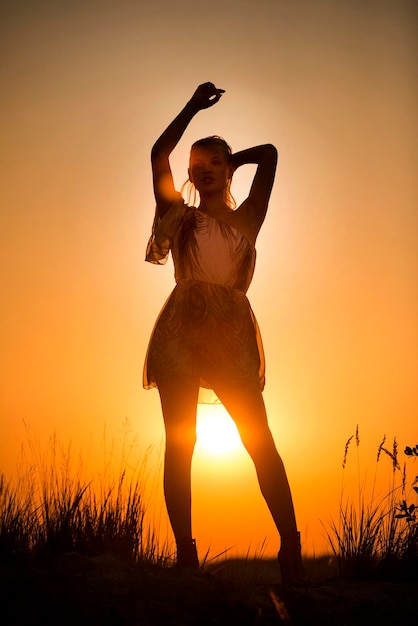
(189, 82), (225, 111)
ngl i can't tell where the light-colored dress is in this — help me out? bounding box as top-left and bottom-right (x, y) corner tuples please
(143, 195), (265, 403)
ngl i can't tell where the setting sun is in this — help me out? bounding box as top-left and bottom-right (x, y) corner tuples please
(196, 406), (242, 456)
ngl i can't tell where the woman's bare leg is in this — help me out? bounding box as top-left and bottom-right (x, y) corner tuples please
(214, 381), (297, 535)
(157, 378), (200, 566)
(213, 381), (304, 583)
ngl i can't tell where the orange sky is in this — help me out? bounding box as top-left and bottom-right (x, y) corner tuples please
(1, 0), (417, 557)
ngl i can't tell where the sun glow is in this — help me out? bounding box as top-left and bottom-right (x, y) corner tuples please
(196, 405), (242, 456)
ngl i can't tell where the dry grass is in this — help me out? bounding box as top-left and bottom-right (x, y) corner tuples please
(0, 428), (170, 565)
(324, 426), (418, 579)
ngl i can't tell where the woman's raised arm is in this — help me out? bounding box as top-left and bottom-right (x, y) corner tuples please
(151, 83), (225, 218)
(231, 144), (278, 242)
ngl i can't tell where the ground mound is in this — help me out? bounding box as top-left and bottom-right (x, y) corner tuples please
(1, 553), (416, 625)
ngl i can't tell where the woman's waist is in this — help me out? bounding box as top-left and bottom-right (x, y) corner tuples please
(167, 279), (250, 323)
(175, 278), (248, 298)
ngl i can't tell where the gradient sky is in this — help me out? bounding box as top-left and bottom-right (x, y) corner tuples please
(1, 0), (417, 557)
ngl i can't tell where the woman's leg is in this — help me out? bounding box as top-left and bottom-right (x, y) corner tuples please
(213, 381), (304, 583)
(157, 378), (200, 567)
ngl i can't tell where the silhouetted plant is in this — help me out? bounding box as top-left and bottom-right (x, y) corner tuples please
(396, 500), (416, 523)
(325, 428), (418, 580)
(0, 430), (170, 566)
(404, 444), (418, 458)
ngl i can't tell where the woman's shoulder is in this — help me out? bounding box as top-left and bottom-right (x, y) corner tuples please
(146, 195), (192, 265)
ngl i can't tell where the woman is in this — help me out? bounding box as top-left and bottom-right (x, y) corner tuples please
(144, 82), (303, 585)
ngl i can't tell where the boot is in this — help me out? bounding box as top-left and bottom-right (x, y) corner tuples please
(176, 538), (199, 570)
(278, 531), (305, 587)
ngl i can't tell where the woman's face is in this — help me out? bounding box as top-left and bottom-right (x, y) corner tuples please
(188, 145), (233, 196)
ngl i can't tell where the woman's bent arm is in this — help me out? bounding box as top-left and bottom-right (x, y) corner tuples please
(232, 144), (278, 242)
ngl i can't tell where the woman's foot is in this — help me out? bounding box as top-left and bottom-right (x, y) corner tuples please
(278, 531), (305, 587)
(176, 538), (199, 569)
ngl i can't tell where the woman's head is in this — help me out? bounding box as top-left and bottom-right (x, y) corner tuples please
(191, 136), (233, 161)
(182, 136), (236, 208)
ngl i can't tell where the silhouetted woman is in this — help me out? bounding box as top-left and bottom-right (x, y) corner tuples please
(144, 82), (303, 585)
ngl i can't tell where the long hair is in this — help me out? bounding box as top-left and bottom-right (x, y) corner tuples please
(181, 136), (237, 209)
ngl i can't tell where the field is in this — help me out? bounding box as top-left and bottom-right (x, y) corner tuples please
(1, 551), (417, 625)
(1, 431), (417, 625)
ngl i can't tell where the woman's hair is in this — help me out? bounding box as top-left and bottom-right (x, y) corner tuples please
(181, 136), (236, 209)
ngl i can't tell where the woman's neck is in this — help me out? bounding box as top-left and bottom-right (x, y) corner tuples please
(198, 194), (232, 216)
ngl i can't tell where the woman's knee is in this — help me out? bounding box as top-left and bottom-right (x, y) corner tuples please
(240, 423), (277, 459)
(165, 423), (197, 452)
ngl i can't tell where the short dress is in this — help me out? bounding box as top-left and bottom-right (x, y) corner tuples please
(143, 194), (265, 403)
